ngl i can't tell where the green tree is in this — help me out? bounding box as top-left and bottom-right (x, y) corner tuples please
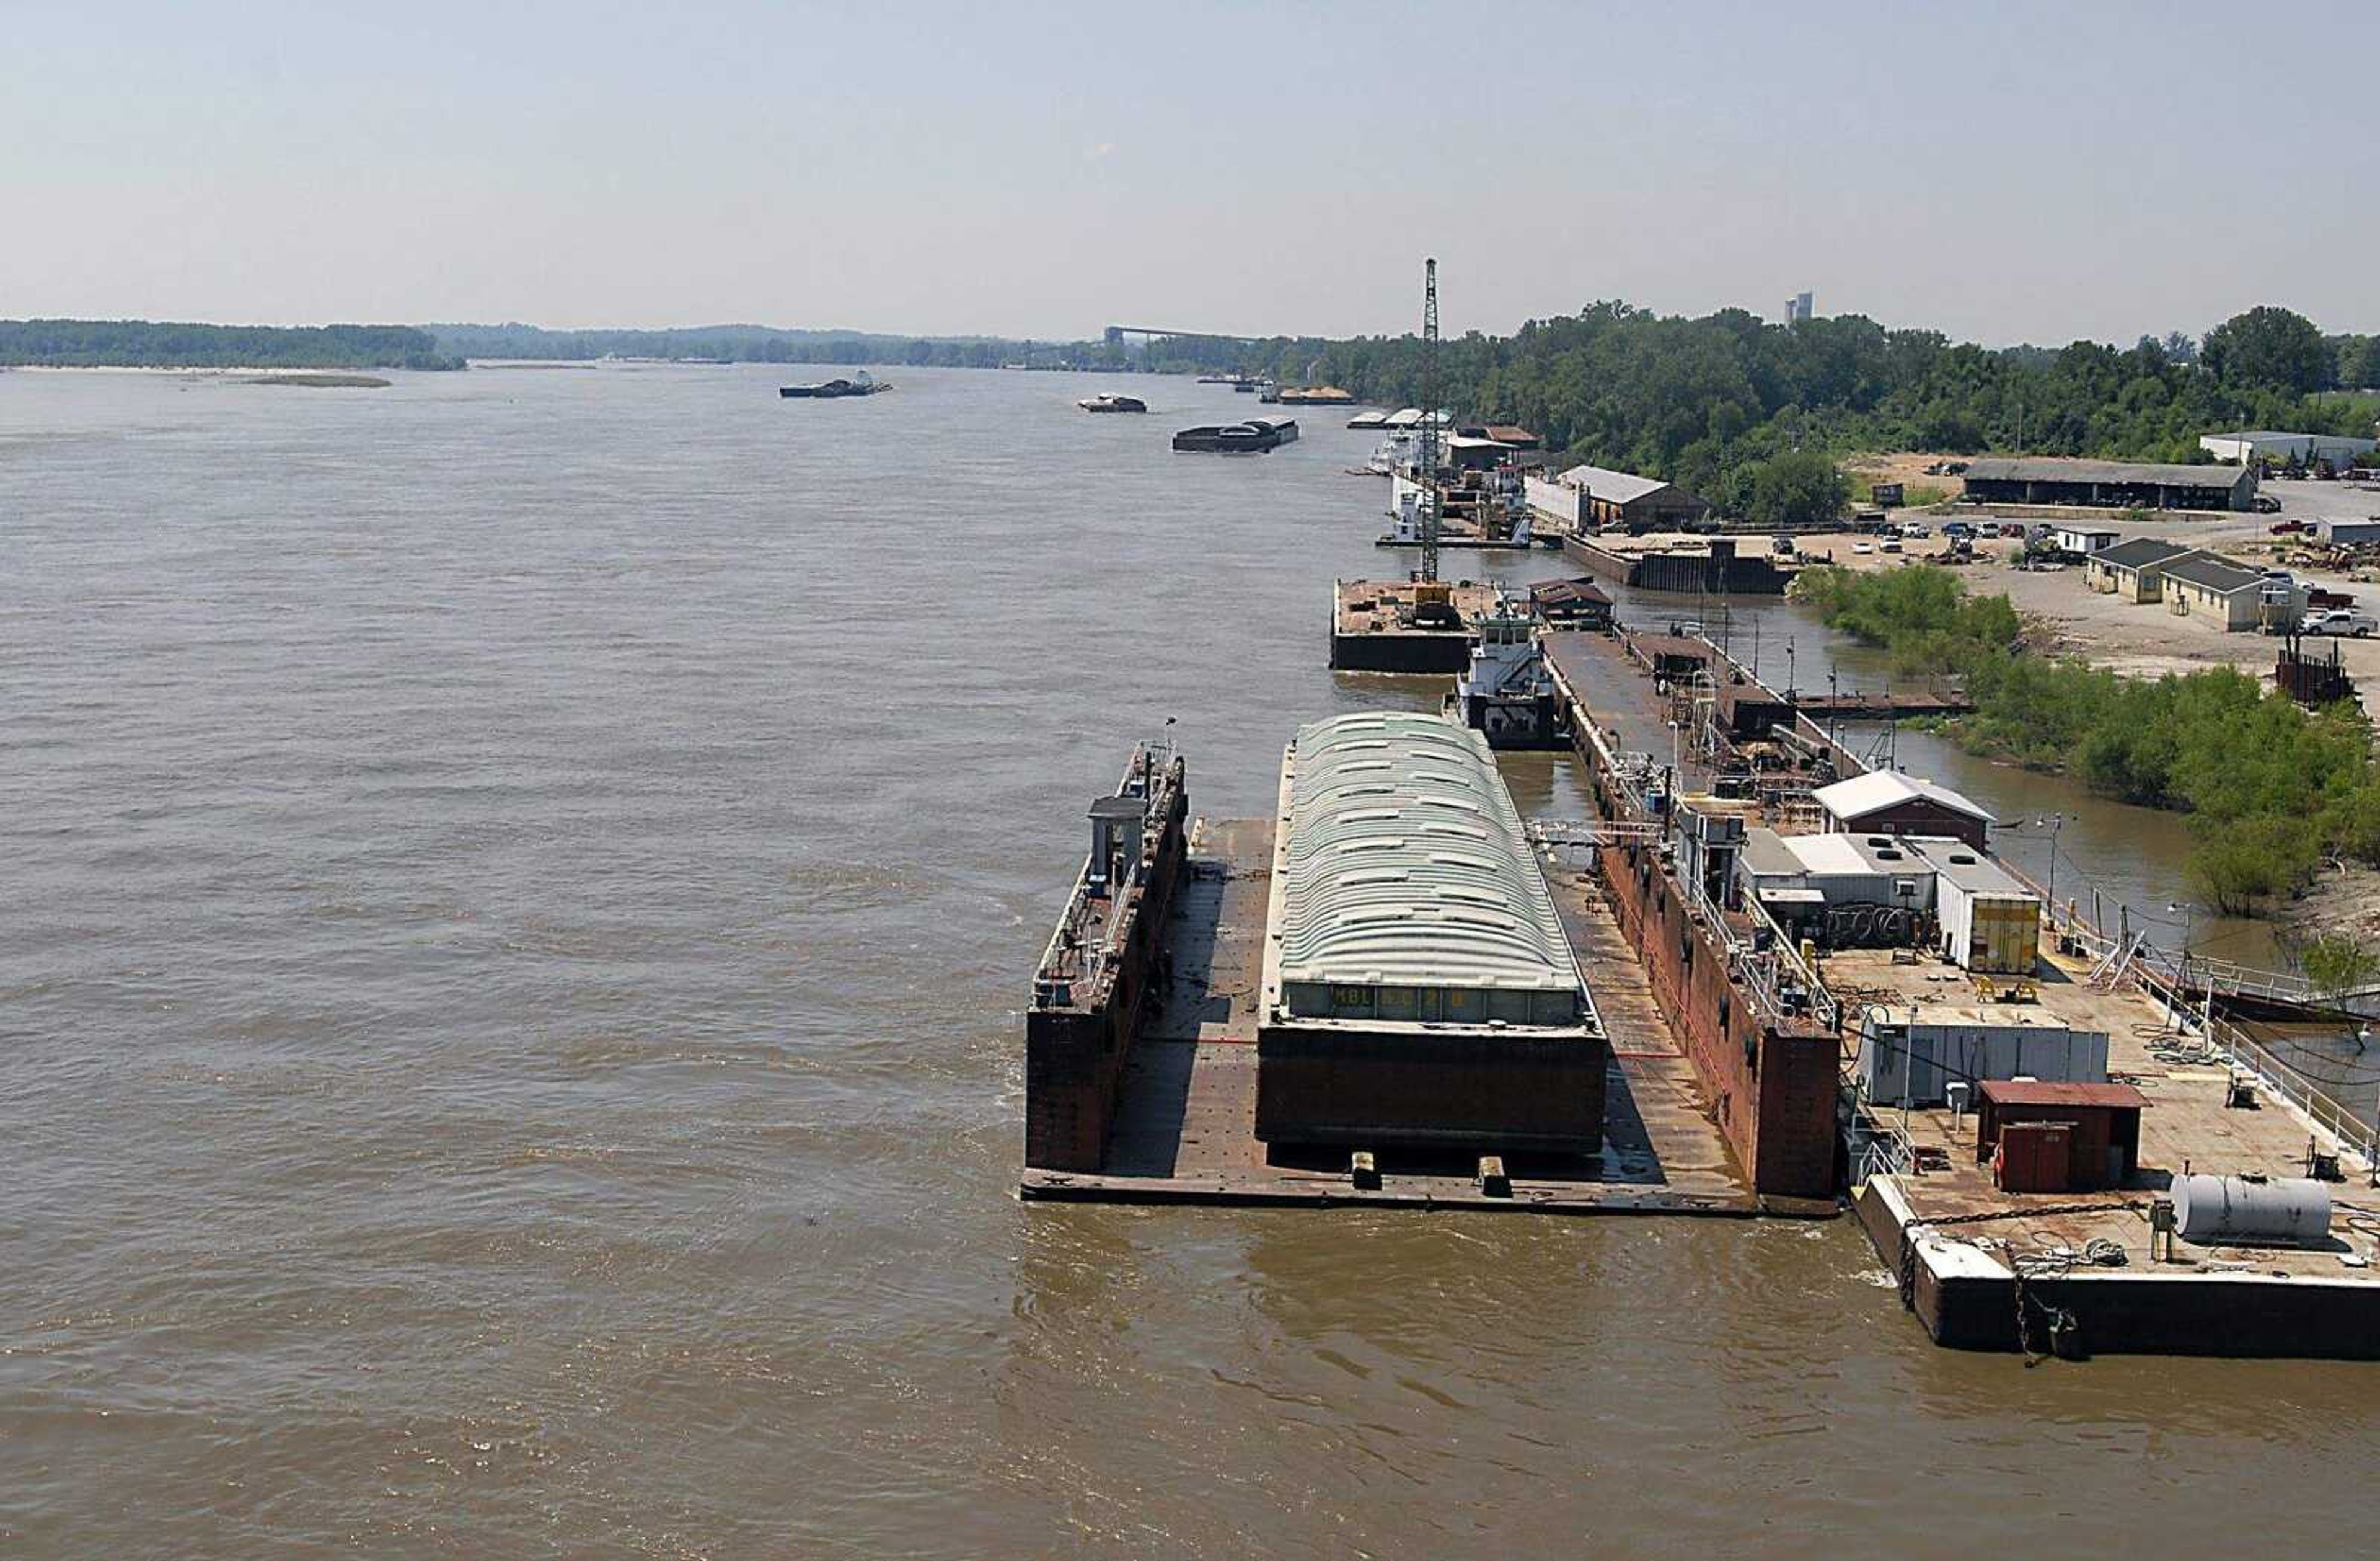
(2203, 306), (2334, 395)
(1745, 449), (1848, 529)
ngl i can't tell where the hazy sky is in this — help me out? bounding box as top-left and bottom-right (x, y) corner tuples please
(5, 1), (2374, 345)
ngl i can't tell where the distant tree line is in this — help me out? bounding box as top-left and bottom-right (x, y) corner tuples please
(423, 322), (1136, 371)
(0, 319), (462, 370)
(1223, 303), (2378, 508)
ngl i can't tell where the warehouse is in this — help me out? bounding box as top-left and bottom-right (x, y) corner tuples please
(1550, 462), (1711, 531)
(2200, 430), (2376, 469)
(2084, 537), (2207, 601)
(1961, 456), (2257, 512)
(2162, 552), (2296, 631)
(1812, 769), (1993, 849)
(1256, 712), (1607, 1154)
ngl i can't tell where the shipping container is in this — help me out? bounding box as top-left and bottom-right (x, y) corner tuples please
(1910, 838), (2042, 975)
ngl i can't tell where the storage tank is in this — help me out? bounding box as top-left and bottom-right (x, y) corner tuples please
(2170, 1174), (2332, 1247)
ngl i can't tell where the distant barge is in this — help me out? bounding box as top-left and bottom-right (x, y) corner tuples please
(1564, 535), (1794, 594)
(778, 373), (889, 399)
(1173, 417), (1298, 453)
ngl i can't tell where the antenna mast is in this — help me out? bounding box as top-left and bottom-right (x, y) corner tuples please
(1419, 257), (1440, 583)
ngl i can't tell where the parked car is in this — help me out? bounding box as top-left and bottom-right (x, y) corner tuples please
(1853, 541), (1875, 555)
(2253, 495), (2284, 513)
(1903, 522), (1931, 539)
(2305, 608), (2379, 637)
(1942, 521), (1973, 540)
(1880, 537), (1903, 554)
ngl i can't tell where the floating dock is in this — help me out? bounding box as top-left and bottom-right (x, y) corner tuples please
(1021, 815), (1760, 1216)
(1838, 947), (2380, 1358)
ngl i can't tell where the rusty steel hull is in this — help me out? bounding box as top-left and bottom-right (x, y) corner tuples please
(1254, 1025), (1607, 1154)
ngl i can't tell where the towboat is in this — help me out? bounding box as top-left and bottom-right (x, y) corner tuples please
(1078, 394), (1148, 413)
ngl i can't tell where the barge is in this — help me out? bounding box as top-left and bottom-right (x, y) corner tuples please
(1328, 577), (1503, 673)
(1562, 534), (1794, 593)
(778, 373), (890, 399)
(1173, 417), (1298, 453)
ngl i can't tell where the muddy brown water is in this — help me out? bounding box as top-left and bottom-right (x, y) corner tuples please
(4, 366), (2374, 1557)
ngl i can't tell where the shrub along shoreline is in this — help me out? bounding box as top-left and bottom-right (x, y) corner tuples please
(1791, 565), (2380, 916)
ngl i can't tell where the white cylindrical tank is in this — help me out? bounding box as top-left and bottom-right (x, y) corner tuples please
(2171, 1174), (2332, 1247)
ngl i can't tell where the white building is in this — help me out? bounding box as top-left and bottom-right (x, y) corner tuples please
(2200, 430), (2376, 468)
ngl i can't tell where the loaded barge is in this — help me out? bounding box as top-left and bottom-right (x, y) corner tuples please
(1173, 417), (1298, 453)
(778, 373), (890, 399)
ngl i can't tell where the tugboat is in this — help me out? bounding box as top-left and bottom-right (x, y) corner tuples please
(1078, 393), (1148, 413)
(779, 371), (891, 399)
(1445, 598), (1570, 749)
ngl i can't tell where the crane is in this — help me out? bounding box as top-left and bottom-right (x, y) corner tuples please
(1418, 257), (1441, 584)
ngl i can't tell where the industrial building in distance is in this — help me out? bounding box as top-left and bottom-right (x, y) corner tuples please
(1959, 456), (2258, 512)
(1525, 461), (1711, 533)
(2199, 428), (2377, 468)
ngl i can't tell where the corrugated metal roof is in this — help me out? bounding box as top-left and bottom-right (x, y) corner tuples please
(1274, 712), (1584, 995)
(1963, 457), (2253, 489)
(1813, 770), (1994, 825)
(1558, 462), (1673, 505)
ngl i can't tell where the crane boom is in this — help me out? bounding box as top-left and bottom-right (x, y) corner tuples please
(1419, 257), (1440, 583)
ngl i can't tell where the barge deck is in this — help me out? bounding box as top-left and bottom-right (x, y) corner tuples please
(1328, 578), (1505, 673)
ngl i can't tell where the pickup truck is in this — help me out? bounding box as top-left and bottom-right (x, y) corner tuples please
(2270, 519), (2309, 535)
(2304, 608), (2379, 637)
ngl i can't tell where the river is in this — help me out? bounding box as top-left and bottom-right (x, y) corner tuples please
(4, 364), (2374, 1557)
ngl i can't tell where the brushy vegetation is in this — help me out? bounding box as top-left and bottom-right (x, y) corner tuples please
(1792, 565), (2380, 915)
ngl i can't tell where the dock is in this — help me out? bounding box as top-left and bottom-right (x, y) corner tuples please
(1019, 816), (1761, 1216)
(1834, 945), (2380, 1358)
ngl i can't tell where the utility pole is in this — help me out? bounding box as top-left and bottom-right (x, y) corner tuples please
(1419, 257), (1441, 585)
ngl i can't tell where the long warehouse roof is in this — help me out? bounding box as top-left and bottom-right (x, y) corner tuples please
(1272, 712), (1584, 995)
(1963, 456), (2251, 488)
